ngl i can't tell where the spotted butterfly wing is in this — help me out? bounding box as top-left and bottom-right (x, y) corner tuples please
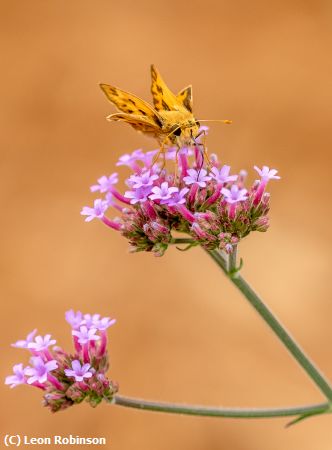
(106, 112), (162, 139)
(150, 65), (192, 114)
(99, 83), (163, 135)
(176, 85), (193, 113)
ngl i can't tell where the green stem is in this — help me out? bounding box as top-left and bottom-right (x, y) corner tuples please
(171, 238), (196, 245)
(228, 244), (237, 272)
(205, 244), (228, 272)
(112, 240), (332, 420)
(207, 249), (332, 402)
(114, 395), (329, 418)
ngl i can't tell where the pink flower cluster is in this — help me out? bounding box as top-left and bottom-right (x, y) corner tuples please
(5, 311), (117, 412)
(82, 144), (280, 256)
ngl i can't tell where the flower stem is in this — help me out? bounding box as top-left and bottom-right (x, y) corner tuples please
(171, 237), (197, 245)
(113, 239), (332, 420)
(228, 244), (238, 272)
(207, 248), (332, 402)
(114, 395), (329, 419)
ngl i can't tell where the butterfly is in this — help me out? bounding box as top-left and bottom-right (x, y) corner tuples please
(100, 65), (231, 153)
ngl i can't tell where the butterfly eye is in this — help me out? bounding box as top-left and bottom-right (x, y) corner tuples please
(173, 127), (182, 137)
(195, 121), (201, 127)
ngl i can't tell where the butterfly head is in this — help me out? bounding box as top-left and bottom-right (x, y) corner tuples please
(178, 120), (200, 146)
(161, 113), (200, 146)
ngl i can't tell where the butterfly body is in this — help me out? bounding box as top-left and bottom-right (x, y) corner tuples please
(157, 110), (199, 144)
(100, 65), (200, 148)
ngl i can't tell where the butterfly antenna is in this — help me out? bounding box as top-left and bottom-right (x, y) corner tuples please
(197, 119), (232, 124)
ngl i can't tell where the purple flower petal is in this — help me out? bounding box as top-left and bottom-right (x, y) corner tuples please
(254, 166), (281, 181)
(12, 329), (37, 349)
(64, 360), (94, 382)
(210, 165), (237, 184)
(5, 363), (26, 388)
(28, 334), (56, 351)
(149, 182), (179, 201)
(25, 356), (58, 385)
(81, 199), (108, 222)
(222, 185), (248, 204)
(65, 310), (83, 329)
(128, 170), (159, 189)
(124, 186), (152, 204)
(183, 169), (212, 188)
(72, 326), (100, 344)
(90, 173), (118, 193)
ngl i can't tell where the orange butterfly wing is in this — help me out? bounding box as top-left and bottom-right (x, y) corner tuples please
(176, 85), (193, 113)
(100, 83), (162, 128)
(106, 112), (162, 138)
(150, 65), (191, 113)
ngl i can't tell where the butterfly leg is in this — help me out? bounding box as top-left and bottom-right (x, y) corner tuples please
(161, 144), (166, 170)
(152, 148), (162, 166)
(160, 139), (167, 170)
(152, 139), (167, 169)
(174, 145), (181, 180)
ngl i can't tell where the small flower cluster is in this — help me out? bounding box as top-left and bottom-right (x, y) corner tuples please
(5, 311), (118, 412)
(82, 143), (280, 256)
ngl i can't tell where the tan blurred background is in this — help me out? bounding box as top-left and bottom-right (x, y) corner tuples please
(1, 0), (332, 448)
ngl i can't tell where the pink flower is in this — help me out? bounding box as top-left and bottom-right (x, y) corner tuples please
(128, 170), (158, 189)
(116, 149), (146, 171)
(64, 360), (94, 382)
(90, 173), (118, 193)
(210, 165), (237, 184)
(124, 187), (152, 204)
(6, 310), (118, 412)
(82, 146), (280, 255)
(28, 335), (56, 352)
(166, 187), (189, 206)
(25, 357), (58, 385)
(81, 199), (108, 222)
(221, 185), (248, 204)
(222, 185), (248, 219)
(72, 326), (100, 345)
(183, 169), (212, 188)
(96, 317), (116, 331)
(253, 166), (280, 205)
(254, 166), (280, 181)
(12, 329), (37, 349)
(149, 182), (178, 202)
(5, 364), (26, 388)
(65, 310), (83, 329)
(82, 313), (101, 328)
